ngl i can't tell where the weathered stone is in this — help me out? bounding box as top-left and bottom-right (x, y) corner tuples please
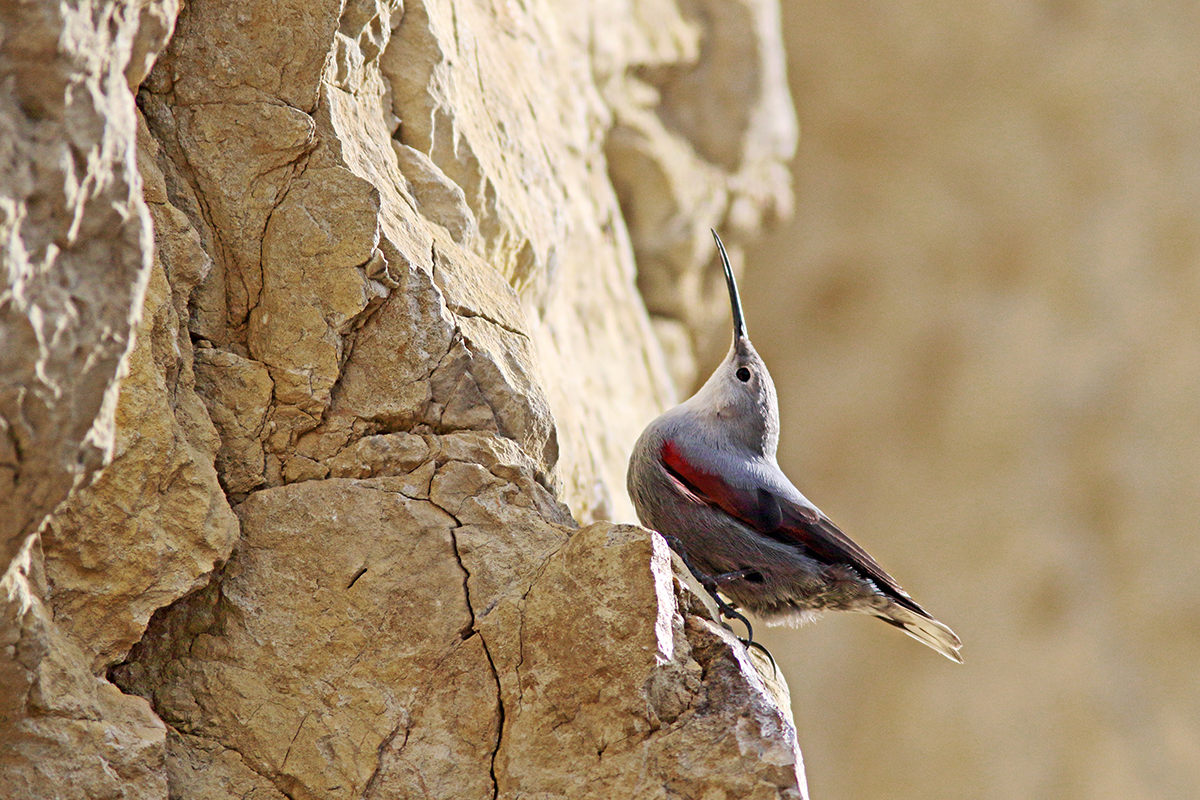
(3, 541), (168, 800)
(41, 118), (240, 669)
(393, 141), (479, 246)
(326, 432), (430, 479)
(0, 0), (156, 569)
(363, 634), (501, 800)
(42, 252), (239, 672)
(479, 523), (807, 800)
(166, 730), (289, 800)
(172, 101), (319, 330)
(332, 257), (456, 430)
(114, 454), (806, 800)
(192, 348), (274, 494)
(114, 477), (477, 800)
(1, 0), (178, 793)
(10, 0), (804, 797)
(250, 165), (386, 415)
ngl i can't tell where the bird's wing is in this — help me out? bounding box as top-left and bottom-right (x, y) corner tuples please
(660, 439), (926, 614)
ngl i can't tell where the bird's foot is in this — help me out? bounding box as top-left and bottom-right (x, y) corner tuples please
(660, 536), (778, 675)
(743, 638), (778, 676)
(707, 592), (777, 676)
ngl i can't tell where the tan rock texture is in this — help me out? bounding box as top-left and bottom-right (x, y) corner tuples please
(3, 0), (803, 798)
(1, 0), (177, 796)
(744, 4), (1200, 800)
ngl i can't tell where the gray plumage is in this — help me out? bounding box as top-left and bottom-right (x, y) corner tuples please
(627, 231), (962, 662)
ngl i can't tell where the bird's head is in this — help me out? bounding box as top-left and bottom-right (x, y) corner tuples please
(683, 231), (781, 458)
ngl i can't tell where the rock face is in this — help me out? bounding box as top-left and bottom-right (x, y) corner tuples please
(2, 0), (801, 798)
(1, 0), (177, 796)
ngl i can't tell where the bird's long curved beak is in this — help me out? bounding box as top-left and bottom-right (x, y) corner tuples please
(712, 230), (747, 341)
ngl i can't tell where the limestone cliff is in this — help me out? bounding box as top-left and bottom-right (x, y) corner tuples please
(1, 0), (801, 797)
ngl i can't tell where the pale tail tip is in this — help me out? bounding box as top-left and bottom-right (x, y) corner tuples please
(895, 613), (964, 664)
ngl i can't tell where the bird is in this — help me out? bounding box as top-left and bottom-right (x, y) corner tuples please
(627, 230), (962, 663)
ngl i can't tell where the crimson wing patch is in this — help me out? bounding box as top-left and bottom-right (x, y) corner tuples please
(659, 439), (923, 613)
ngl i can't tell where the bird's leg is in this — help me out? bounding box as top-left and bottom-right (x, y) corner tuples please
(709, 568), (778, 674)
(660, 535), (778, 674)
(661, 535), (752, 631)
(740, 635), (777, 675)
(701, 579), (778, 676)
(705, 572), (756, 639)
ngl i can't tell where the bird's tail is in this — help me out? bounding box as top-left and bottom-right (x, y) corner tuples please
(876, 605), (963, 663)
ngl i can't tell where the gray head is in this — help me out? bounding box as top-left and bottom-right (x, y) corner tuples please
(680, 231), (781, 457)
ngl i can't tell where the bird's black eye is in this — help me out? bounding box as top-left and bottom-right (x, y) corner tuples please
(736, 367), (751, 382)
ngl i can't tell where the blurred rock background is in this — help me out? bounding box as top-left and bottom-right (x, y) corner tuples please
(739, 3), (1200, 799)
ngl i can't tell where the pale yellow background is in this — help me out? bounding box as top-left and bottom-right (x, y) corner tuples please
(742, 4), (1200, 799)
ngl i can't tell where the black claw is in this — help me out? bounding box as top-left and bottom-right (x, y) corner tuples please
(713, 594), (750, 634)
(660, 535), (777, 675)
(744, 638), (779, 676)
